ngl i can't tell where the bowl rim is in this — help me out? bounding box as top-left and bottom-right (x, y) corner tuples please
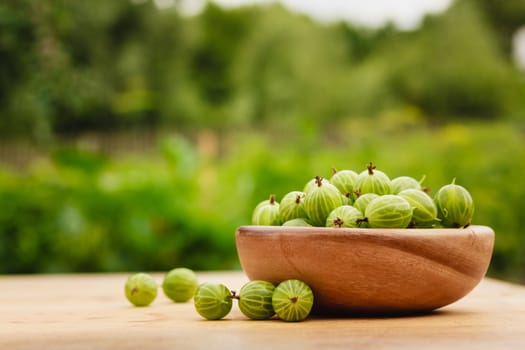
(236, 224), (494, 238)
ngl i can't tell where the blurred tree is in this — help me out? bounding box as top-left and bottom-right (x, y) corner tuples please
(184, 2), (257, 129)
(143, 4), (191, 127)
(476, 0), (525, 57)
(385, 0), (516, 119)
(0, 0), (524, 139)
(0, 0), (187, 138)
(190, 3), (252, 106)
(229, 3), (351, 129)
(335, 21), (398, 63)
(0, 0), (157, 139)
(0, 0), (42, 138)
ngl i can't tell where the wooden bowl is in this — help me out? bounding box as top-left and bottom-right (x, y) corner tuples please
(235, 225), (494, 315)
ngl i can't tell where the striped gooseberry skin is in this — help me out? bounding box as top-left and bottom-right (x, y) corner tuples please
(282, 218), (312, 227)
(194, 283), (233, 320)
(365, 195), (413, 228)
(238, 280), (276, 320)
(326, 205), (363, 228)
(162, 267), (198, 303)
(272, 279), (314, 322)
(330, 168), (359, 203)
(303, 177), (345, 227)
(303, 177), (330, 193)
(353, 193), (379, 215)
(252, 195), (281, 225)
(391, 176), (422, 194)
(355, 163), (392, 196)
(434, 179), (474, 228)
(279, 191), (307, 223)
(399, 189), (438, 228)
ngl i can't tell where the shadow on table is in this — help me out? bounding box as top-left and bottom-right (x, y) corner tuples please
(310, 307), (479, 320)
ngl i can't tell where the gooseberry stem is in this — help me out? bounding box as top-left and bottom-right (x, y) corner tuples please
(315, 176), (323, 187)
(333, 217), (344, 228)
(269, 194), (276, 205)
(367, 162), (376, 175)
(356, 217), (368, 227)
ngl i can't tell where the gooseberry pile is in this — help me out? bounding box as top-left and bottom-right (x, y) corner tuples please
(252, 162), (475, 229)
(124, 269), (314, 322)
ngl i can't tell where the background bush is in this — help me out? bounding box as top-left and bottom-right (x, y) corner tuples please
(1, 122), (525, 283)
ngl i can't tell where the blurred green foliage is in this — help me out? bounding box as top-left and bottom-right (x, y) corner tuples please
(1, 0), (524, 139)
(1, 123), (525, 283)
(0, 0), (525, 281)
(0, 136), (239, 272)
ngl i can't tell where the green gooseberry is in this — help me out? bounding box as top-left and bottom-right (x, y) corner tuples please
(355, 162), (391, 195)
(398, 189), (439, 227)
(125, 273), (158, 307)
(282, 218), (312, 227)
(353, 193), (379, 215)
(162, 267), (198, 303)
(303, 176), (345, 226)
(326, 205), (363, 228)
(391, 175), (424, 194)
(364, 194), (413, 228)
(434, 178), (474, 228)
(330, 167), (359, 203)
(238, 280), (276, 320)
(303, 176), (330, 193)
(194, 283), (233, 320)
(272, 279), (314, 322)
(279, 191), (307, 223)
(252, 194), (281, 225)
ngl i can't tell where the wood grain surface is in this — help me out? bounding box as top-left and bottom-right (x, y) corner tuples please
(236, 225), (494, 313)
(1, 271), (524, 349)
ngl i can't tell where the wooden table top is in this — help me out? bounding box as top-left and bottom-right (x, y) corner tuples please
(1, 271), (524, 349)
